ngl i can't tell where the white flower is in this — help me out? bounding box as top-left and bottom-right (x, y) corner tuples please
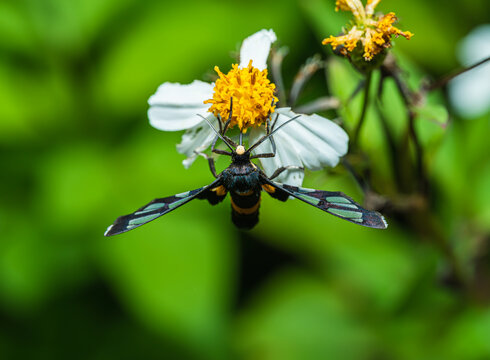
(249, 108), (348, 185)
(148, 29), (348, 186)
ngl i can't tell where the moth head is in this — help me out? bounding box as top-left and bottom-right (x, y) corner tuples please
(235, 145), (246, 155)
(199, 111), (301, 158)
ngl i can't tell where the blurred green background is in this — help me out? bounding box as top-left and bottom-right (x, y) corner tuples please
(1, 0), (490, 359)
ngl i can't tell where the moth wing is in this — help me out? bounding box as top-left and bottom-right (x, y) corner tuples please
(261, 176), (387, 229)
(105, 179), (226, 236)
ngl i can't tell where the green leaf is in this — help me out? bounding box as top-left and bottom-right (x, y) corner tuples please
(235, 270), (374, 360)
(97, 209), (234, 359)
(438, 308), (490, 360)
(258, 173), (417, 312)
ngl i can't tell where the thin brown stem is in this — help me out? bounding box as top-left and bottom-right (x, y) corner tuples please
(423, 56), (490, 92)
(394, 73), (424, 192)
(288, 55), (323, 107)
(352, 70), (372, 147)
(270, 47), (288, 105)
(346, 79), (366, 106)
(382, 60), (428, 194)
(375, 70), (397, 153)
(341, 157), (369, 193)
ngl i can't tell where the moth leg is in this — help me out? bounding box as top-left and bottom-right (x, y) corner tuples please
(217, 114), (223, 134)
(211, 141), (232, 156)
(212, 148), (233, 156)
(265, 114), (277, 154)
(249, 135), (277, 158)
(250, 152), (276, 159)
(194, 151), (218, 178)
(211, 98), (236, 152)
(212, 112), (235, 151)
(249, 116), (277, 159)
(220, 97), (237, 146)
(270, 112), (280, 131)
(207, 157), (218, 178)
(269, 165), (304, 180)
(210, 133), (232, 157)
(222, 113), (232, 136)
(210, 135), (220, 154)
(220, 117), (236, 147)
(223, 97), (233, 134)
(249, 112), (278, 159)
(223, 135), (237, 147)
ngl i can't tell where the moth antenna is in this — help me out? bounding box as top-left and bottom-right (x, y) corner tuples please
(247, 114), (302, 154)
(197, 114), (234, 151)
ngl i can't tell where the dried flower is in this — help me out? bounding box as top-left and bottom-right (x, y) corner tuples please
(323, 0), (413, 61)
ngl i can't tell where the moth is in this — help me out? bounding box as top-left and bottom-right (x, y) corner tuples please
(104, 107), (387, 236)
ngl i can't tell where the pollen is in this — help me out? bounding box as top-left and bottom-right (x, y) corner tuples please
(322, 26), (363, 54)
(377, 12), (414, 41)
(204, 60), (278, 131)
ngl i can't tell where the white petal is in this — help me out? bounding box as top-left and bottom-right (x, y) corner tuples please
(275, 108), (348, 169)
(176, 115), (218, 168)
(249, 108), (349, 186)
(249, 127), (304, 186)
(149, 107), (209, 131)
(148, 80), (213, 106)
(239, 29), (277, 70)
(148, 80), (214, 131)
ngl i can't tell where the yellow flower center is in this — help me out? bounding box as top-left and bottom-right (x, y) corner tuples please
(204, 60), (278, 131)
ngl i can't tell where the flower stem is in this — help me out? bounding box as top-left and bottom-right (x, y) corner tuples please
(270, 47), (288, 106)
(289, 55), (323, 107)
(352, 70), (373, 147)
(422, 55), (490, 92)
(386, 62), (428, 194)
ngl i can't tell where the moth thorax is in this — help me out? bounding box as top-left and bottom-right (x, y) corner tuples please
(236, 145), (246, 155)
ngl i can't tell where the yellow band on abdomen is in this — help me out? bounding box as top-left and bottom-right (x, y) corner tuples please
(231, 197), (261, 215)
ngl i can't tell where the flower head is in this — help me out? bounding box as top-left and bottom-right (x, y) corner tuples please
(204, 60), (278, 131)
(147, 30), (349, 186)
(322, 0), (413, 61)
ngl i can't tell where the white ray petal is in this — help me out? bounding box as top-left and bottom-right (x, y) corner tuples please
(249, 126), (304, 186)
(148, 80), (213, 131)
(239, 29), (277, 70)
(275, 108), (349, 168)
(249, 108), (348, 185)
(365, 0), (381, 16)
(176, 115), (218, 168)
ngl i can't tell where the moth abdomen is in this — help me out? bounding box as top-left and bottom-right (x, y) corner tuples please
(230, 190), (261, 229)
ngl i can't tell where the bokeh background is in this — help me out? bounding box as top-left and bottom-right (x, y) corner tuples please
(1, 0), (490, 359)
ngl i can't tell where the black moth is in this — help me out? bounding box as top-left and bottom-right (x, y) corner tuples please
(104, 104), (387, 236)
